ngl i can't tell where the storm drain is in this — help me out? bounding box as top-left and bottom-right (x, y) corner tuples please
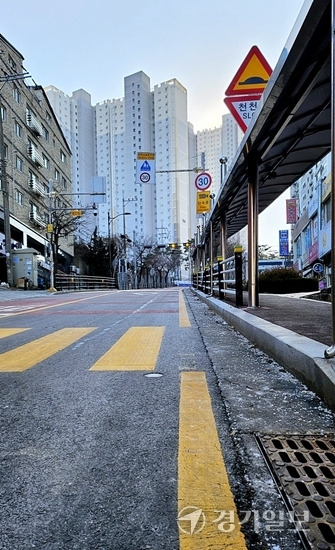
(256, 434), (335, 550)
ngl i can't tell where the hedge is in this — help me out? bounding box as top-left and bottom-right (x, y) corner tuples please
(258, 268), (318, 294)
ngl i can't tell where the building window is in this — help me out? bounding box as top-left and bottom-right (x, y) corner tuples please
(15, 190), (23, 205)
(15, 155), (23, 171)
(42, 154), (50, 169)
(55, 168), (60, 181)
(1, 105), (6, 122)
(60, 150), (66, 163)
(42, 125), (49, 141)
(13, 86), (20, 103)
(14, 121), (22, 137)
(8, 55), (16, 70)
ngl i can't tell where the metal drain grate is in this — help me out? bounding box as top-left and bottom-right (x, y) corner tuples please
(256, 434), (335, 550)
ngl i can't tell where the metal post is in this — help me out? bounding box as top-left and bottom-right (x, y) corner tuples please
(133, 230), (137, 289)
(122, 198), (127, 257)
(0, 100), (13, 286)
(234, 246), (243, 307)
(247, 158), (259, 307)
(48, 181), (55, 290)
(108, 211), (111, 276)
(210, 220), (213, 294)
(325, 0), (335, 358)
(220, 211), (227, 263)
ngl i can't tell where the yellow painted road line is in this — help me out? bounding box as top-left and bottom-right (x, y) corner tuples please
(90, 326), (165, 371)
(0, 327), (96, 372)
(179, 291), (191, 327)
(178, 372), (247, 549)
(0, 328), (29, 339)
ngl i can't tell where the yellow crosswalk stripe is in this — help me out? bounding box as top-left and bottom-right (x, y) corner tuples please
(0, 328), (96, 372)
(178, 372), (247, 549)
(179, 291), (191, 327)
(90, 326), (165, 371)
(0, 328), (29, 339)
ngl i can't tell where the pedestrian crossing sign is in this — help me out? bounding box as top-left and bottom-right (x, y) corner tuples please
(136, 152), (156, 184)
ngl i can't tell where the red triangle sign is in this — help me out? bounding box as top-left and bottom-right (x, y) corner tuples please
(224, 95), (262, 132)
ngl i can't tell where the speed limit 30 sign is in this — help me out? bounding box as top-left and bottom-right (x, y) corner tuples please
(195, 172), (212, 190)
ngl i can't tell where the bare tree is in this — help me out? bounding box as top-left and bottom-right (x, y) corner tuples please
(50, 209), (83, 273)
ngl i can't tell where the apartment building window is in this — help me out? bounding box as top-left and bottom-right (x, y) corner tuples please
(15, 189), (23, 205)
(13, 86), (20, 103)
(14, 121), (22, 137)
(15, 155), (23, 171)
(42, 125), (49, 141)
(1, 105), (6, 122)
(60, 150), (66, 163)
(8, 55), (16, 70)
(55, 168), (60, 181)
(42, 154), (50, 170)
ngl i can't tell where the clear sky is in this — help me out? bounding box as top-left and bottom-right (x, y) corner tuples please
(1, 0), (306, 249)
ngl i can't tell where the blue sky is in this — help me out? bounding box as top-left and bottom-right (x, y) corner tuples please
(2, 0), (306, 247)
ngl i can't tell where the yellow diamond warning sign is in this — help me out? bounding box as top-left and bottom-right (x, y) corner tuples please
(225, 45), (272, 96)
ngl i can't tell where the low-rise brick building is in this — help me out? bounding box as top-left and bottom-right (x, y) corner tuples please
(0, 34), (73, 287)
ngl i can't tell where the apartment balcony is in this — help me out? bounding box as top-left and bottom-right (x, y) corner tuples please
(27, 145), (43, 167)
(29, 211), (46, 228)
(29, 177), (45, 197)
(26, 112), (42, 136)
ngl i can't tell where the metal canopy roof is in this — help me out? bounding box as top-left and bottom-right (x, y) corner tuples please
(210, 0), (331, 238)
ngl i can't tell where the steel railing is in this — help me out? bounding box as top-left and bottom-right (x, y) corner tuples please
(55, 274), (116, 291)
(192, 247), (243, 306)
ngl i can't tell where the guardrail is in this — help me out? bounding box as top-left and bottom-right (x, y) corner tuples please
(192, 247), (243, 306)
(55, 274), (116, 291)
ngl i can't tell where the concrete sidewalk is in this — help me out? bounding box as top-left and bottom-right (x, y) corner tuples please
(192, 289), (335, 412)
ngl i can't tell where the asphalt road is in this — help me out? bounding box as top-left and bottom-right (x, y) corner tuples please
(0, 289), (333, 550)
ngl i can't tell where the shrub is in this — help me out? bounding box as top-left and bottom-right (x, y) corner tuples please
(259, 267), (300, 280)
(258, 267), (318, 294)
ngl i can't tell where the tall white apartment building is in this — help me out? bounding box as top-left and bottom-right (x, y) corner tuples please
(196, 113), (243, 199)
(46, 72), (194, 246)
(46, 76), (244, 250)
(44, 86), (97, 240)
(196, 126), (223, 199)
(221, 113), (243, 170)
(195, 114), (245, 248)
(153, 77), (191, 245)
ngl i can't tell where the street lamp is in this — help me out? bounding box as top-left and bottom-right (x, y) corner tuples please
(122, 194), (137, 256)
(219, 156), (228, 185)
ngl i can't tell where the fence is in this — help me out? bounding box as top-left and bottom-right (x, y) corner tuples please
(55, 274), (116, 291)
(192, 247), (243, 306)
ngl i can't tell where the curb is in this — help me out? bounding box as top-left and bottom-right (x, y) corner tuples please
(193, 289), (335, 412)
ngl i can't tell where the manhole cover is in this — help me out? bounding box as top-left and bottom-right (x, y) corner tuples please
(144, 373), (163, 378)
(256, 434), (335, 549)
